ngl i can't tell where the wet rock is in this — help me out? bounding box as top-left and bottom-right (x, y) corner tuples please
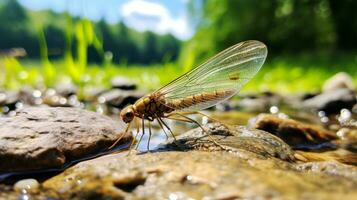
(323, 72), (355, 92)
(0, 91), (18, 108)
(110, 76), (137, 90)
(99, 89), (145, 109)
(301, 88), (356, 114)
(55, 83), (78, 97)
(18, 87), (37, 106)
(336, 127), (357, 140)
(0, 107), (131, 172)
(41, 150), (357, 200)
(295, 149), (357, 165)
(0, 92), (6, 105)
(162, 123), (295, 161)
(42, 93), (71, 107)
(252, 114), (338, 147)
(296, 161), (357, 181)
(13, 178), (39, 193)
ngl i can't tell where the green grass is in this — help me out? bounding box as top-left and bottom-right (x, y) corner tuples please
(245, 53), (357, 93)
(2, 53), (357, 94)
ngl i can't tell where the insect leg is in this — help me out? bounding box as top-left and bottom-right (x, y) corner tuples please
(135, 118), (146, 150)
(174, 111), (221, 124)
(156, 118), (169, 140)
(166, 113), (224, 148)
(147, 121), (152, 151)
(158, 117), (177, 141)
(108, 121), (132, 149)
(166, 116), (194, 124)
(135, 117), (141, 136)
(167, 113), (207, 133)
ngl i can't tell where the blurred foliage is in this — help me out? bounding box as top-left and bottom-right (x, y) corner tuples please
(181, 0), (357, 66)
(0, 0), (181, 64)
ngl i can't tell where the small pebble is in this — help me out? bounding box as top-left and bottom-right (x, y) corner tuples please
(14, 179), (39, 193)
(269, 106), (279, 114)
(338, 108), (351, 123)
(32, 90), (42, 98)
(318, 111), (326, 118)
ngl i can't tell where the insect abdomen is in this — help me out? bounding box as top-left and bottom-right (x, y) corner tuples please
(167, 90), (234, 110)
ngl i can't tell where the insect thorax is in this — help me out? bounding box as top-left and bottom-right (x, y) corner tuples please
(133, 94), (173, 120)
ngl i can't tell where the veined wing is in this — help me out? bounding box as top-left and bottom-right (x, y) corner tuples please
(156, 40), (267, 111)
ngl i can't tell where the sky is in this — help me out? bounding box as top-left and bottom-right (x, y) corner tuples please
(18, 0), (194, 40)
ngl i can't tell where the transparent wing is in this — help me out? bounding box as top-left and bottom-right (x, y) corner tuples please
(156, 40), (267, 111)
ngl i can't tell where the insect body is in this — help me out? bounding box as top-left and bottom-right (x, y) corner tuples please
(112, 40), (268, 150)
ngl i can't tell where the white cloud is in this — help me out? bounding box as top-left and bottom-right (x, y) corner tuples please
(120, 0), (193, 40)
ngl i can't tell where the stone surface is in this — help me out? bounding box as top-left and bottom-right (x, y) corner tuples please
(55, 83), (78, 97)
(0, 91), (18, 108)
(162, 123), (295, 161)
(110, 76), (137, 90)
(13, 178), (40, 193)
(301, 88), (356, 114)
(323, 72), (356, 92)
(1, 123), (357, 199)
(40, 150), (357, 200)
(295, 149), (357, 165)
(252, 114), (338, 147)
(0, 107), (131, 172)
(99, 89), (145, 109)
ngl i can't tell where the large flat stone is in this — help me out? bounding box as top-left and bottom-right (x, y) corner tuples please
(0, 107), (131, 172)
(41, 151), (357, 200)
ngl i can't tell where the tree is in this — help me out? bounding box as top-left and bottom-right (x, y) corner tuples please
(142, 31), (159, 63)
(328, 0), (357, 50)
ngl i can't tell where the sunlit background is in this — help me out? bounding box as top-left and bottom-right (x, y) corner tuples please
(0, 0), (356, 93)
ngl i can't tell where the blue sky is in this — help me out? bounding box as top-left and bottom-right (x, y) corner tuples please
(18, 0), (194, 40)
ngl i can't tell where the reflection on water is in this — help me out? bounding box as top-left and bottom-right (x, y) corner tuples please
(132, 111), (252, 152)
(133, 118), (195, 152)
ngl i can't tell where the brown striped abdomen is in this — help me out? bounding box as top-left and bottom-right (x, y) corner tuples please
(166, 90), (235, 110)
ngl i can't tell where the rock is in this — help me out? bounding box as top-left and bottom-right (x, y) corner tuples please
(13, 178), (39, 193)
(295, 149), (357, 165)
(252, 114), (338, 147)
(110, 76), (137, 90)
(55, 83), (78, 97)
(40, 151), (357, 200)
(162, 123), (295, 161)
(0, 107), (131, 172)
(336, 127), (357, 140)
(0, 92), (7, 106)
(18, 87), (38, 106)
(323, 72), (355, 92)
(301, 88), (356, 114)
(99, 89), (145, 109)
(0, 91), (18, 108)
(296, 161), (357, 181)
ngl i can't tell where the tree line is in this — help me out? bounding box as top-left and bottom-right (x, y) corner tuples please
(0, 0), (181, 64)
(181, 0), (357, 65)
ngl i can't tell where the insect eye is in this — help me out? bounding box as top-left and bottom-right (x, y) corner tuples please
(125, 112), (133, 117)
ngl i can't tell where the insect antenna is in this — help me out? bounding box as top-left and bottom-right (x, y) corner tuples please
(127, 119), (142, 155)
(108, 121), (132, 149)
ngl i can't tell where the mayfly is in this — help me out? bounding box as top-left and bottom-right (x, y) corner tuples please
(110, 40), (267, 150)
